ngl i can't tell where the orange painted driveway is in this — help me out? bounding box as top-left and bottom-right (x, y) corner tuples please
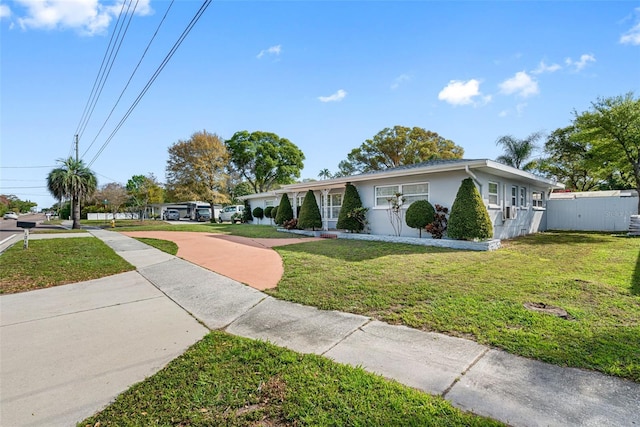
(121, 231), (320, 290)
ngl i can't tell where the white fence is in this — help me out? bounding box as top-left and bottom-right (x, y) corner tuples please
(87, 212), (139, 220)
(546, 191), (637, 232)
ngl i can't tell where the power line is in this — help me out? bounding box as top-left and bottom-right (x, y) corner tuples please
(76, 0), (141, 143)
(0, 165), (56, 169)
(82, 0), (175, 159)
(87, 0), (212, 168)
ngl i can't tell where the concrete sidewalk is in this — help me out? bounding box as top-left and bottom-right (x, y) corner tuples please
(2, 229), (639, 426)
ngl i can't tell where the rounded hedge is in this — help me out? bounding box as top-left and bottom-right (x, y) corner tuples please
(447, 178), (493, 240)
(264, 206), (274, 219)
(405, 200), (435, 237)
(253, 207), (264, 220)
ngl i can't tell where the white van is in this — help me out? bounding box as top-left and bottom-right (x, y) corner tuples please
(218, 205), (244, 223)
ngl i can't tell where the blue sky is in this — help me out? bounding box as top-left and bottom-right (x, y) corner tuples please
(1, 0), (639, 209)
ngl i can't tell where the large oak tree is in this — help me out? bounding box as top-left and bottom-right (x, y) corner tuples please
(338, 126), (464, 174)
(226, 130), (305, 193)
(574, 93), (640, 212)
(166, 130), (230, 208)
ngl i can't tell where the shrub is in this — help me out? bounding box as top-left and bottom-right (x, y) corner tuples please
(264, 206), (273, 220)
(275, 194), (293, 225)
(336, 183), (364, 232)
(405, 200), (435, 238)
(282, 218), (299, 230)
(347, 206), (369, 233)
(426, 204), (449, 239)
(297, 190), (322, 230)
(447, 178), (493, 240)
(271, 206), (279, 224)
(242, 200), (253, 223)
(253, 207), (264, 223)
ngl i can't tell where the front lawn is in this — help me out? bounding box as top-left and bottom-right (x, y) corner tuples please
(81, 331), (501, 427)
(0, 238), (134, 294)
(269, 232), (640, 381)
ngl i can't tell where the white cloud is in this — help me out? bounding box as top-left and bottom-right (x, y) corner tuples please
(318, 89), (347, 103)
(620, 8), (640, 45)
(257, 44), (281, 59)
(565, 53), (596, 71)
(499, 71), (539, 98)
(0, 4), (11, 19)
(498, 110), (509, 118)
(531, 60), (562, 74)
(11, 0), (152, 36)
(390, 73), (411, 90)
(437, 79), (489, 106)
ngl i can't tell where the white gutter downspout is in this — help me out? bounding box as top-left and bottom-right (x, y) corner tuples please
(465, 165), (482, 194)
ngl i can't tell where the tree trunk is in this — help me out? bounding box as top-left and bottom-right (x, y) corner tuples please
(72, 195), (81, 229)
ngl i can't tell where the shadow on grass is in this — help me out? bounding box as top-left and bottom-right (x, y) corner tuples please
(275, 238), (461, 262)
(516, 231), (615, 246)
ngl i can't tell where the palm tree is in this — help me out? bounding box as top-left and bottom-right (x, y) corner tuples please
(318, 168), (333, 180)
(47, 157), (98, 229)
(495, 131), (543, 171)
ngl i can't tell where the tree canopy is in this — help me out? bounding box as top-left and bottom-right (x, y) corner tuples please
(495, 131), (542, 170)
(94, 182), (128, 216)
(226, 130), (305, 193)
(338, 126), (464, 174)
(573, 93), (640, 211)
(47, 157), (97, 229)
(166, 130), (230, 207)
(126, 174), (164, 218)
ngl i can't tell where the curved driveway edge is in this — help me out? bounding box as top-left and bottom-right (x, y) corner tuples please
(120, 231), (320, 290)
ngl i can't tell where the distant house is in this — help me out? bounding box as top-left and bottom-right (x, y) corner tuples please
(241, 159), (564, 240)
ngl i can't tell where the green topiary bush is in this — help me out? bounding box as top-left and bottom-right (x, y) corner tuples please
(271, 206), (279, 224)
(447, 178), (493, 240)
(405, 200), (435, 238)
(242, 199), (253, 223)
(275, 194), (293, 225)
(253, 207), (264, 223)
(297, 190), (322, 230)
(264, 206), (274, 225)
(336, 183), (364, 232)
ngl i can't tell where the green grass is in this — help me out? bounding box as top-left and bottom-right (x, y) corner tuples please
(133, 237), (179, 255)
(109, 221), (303, 238)
(0, 237), (134, 294)
(80, 331), (501, 427)
(268, 232), (640, 381)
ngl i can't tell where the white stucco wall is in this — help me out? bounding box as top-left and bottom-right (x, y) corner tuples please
(242, 169), (554, 240)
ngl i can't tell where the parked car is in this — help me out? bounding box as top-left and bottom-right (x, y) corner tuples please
(196, 208), (211, 222)
(218, 205), (244, 223)
(3, 211), (18, 220)
(163, 209), (180, 221)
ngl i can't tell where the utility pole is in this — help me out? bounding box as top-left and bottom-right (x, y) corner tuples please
(75, 134), (79, 161)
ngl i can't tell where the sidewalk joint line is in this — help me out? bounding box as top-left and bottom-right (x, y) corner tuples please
(1, 296), (165, 327)
(441, 347), (490, 398)
(321, 317), (373, 356)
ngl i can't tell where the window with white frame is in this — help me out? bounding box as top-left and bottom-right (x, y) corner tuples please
(511, 186), (518, 206)
(374, 182), (429, 207)
(488, 182), (499, 205)
(320, 193), (343, 219)
(402, 182), (429, 204)
(375, 185), (400, 207)
(519, 187), (526, 207)
(265, 200), (275, 207)
(532, 191), (544, 208)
